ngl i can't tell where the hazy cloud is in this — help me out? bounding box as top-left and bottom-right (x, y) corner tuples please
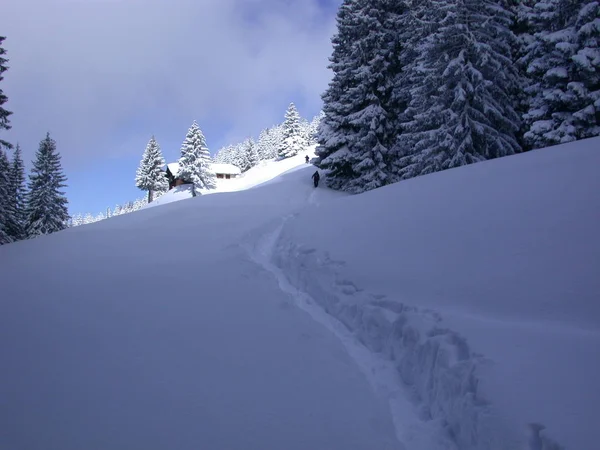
(1, 0), (338, 170)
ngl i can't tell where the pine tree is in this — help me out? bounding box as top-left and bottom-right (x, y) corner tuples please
(0, 149), (12, 244)
(219, 143), (243, 167)
(0, 36), (13, 152)
(269, 124), (284, 159)
(244, 138), (259, 171)
(307, 111), (324, 146)
(316, 0), (407, 193)
(236, 140), (251, 172)
(135, 136), (168, 203)
(278, 102), (305, 158)
(299, 117), (311, 148)
(397, 0), (521, 179)
(177, 120), (216, 195)
(510, 0), (539, 151)
(25, 133), (70, 237)
(132, 197), (147, 211)
(257, 128), (277, 161)
(5, 143), (26, 240)
(0, 37), (13, 244)
(522, 0), (600, 148)
(71, 213), (84, 227)
(214, 145), (232, 164)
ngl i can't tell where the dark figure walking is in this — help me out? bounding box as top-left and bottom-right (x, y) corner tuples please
(312, 170), (320, 188)
(305, 155), (309, 163)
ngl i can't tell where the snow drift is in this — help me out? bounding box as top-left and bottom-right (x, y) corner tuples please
(1, 138), (598, 450)
(0, 159), (398, 450)
(267, 137), (600, 450)
(145, 148), (318, 209)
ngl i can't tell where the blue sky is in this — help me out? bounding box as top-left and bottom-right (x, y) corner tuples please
(1, 0), (341, 215)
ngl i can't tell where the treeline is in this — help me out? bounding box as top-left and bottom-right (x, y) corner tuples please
(0, 37), (70, 245)
(73, 103), (323, 225)
(69, 197), (149, 227)
(72, 120), (214, 226)
(316, 0), (599, 193)
(214, 103), (323, 171)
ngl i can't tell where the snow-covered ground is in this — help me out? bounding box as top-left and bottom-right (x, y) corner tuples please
(145, 184), (195, 209)
(213, 147), (317, 193)
(145, 147), (318, 209)
(1, 138), (598, 450)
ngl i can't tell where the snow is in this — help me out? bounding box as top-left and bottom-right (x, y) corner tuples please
(546, 67), (568, 79)
(0, 161), (398, 450)
(208, 148), (318, 194)
(212, 163), (241, 175)
(1, 138), (599, 450)
(269, 137), (600, 450)
(143, 184), (195, 209)
(166, 161), (179, 175)
(147, 148), (317, 209)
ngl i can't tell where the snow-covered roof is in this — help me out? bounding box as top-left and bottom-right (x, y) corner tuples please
(165, 162), (241, 177)
(166, 162), (180, 176)
(212, 163), (241, 175)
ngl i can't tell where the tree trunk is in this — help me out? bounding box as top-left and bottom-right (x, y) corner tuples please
(148, 190), (153, 203)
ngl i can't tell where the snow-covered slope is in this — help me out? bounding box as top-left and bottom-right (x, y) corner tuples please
(145, 184), (195, 208)
(214, 147), (317, 193)
(269, 137), (600, 450)
(145, 148), (318, 209)
(1, 138), (598, 450)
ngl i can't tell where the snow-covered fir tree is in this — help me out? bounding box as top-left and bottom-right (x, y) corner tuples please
(228, 143), (245, 170)
(521, 0), (600, 148)
(135, 136), (168, 203)
(0, 149), (11, 244)
(243, 138), (259, 171)
(257, 128), (274, 161)
(268, 124), (284, 159)
(25, 133), (70, 237)
(216, 111), (317, 170)
(306, 112), (324, 146)
(177, 120), (216, 195)
(315, 0), (361, 190)
(397, 0), (522, 179)
(132, 197), (147, 211)
(214, 145), (234, 165)
(70, 213), (84, 227)
(278, 102), (305, 158)
(316, 0), (407, 192)
(0, 36), (12, 152)
(235, 142), (249, 172)
(299, 117), (311, 148)
(509, 0), (539, 151)
(0, 36), (13, 244)
(5, 143), (26, 240)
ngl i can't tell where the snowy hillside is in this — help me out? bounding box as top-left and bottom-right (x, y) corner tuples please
(1, 138), (599, 450)
(144, 148), (317, 208)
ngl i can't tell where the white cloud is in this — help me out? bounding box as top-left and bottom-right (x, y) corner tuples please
(0, 0), (337, 169)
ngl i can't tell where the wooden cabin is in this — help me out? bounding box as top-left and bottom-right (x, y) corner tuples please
(212, 163), (242, 180)
(165, 162), (186, 189)
(164, 162), (241, 189)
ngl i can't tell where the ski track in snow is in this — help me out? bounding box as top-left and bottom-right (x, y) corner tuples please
(244, 187), (456, 450)
(245, 188), (564, 450)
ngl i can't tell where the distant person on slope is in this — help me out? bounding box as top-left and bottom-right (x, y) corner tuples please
(312, 170), (320, 188)
(305, 155), (309, 163)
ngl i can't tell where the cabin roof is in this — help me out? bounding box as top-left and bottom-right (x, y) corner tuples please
(212, 163), (241, 175)
(165, 162), (240, 177)
(166, 162), (180, 176)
